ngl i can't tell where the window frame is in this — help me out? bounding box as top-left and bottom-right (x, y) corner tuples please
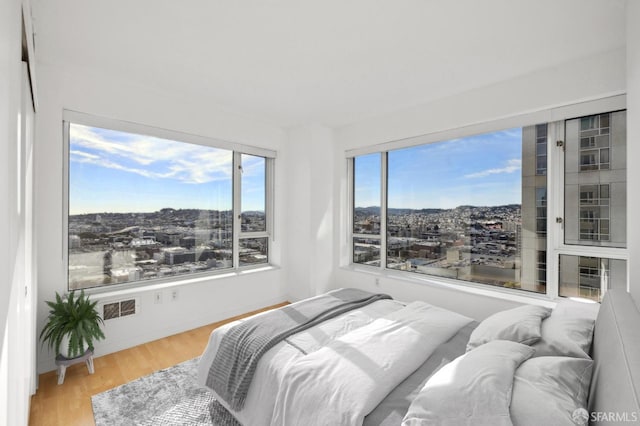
(236, 152), (274, 268)
(62, 110), (276, 294)
(550, 111), (627, 300)
(350, 153), (386, 267)
(346, 95), (628, 302)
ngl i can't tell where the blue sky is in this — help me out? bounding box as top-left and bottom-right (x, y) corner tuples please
(69, 124), (265, 214)
(355, 128), (522, 209)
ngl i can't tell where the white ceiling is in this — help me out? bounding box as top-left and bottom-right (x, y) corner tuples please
(32, 0), (626, 128)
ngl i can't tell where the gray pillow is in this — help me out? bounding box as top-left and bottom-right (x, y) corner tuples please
(402, 340), (535, 426)
(466, 305), (552, 352)
(531, 306), (595, 359)
(552, 298), (599, 321)
(510, 356), (593, 426)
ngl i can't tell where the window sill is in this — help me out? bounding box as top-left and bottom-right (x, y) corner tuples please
(82, 264), (280, 301)
(340, 264), (558, 308)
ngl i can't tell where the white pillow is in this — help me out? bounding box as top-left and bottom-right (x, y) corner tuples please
(531, 307), (595, 359)
(403, 340), (535, 426)
(552, 298), (599, 321)
(466, 305), (551, 352)
(510, 356), (593, 426)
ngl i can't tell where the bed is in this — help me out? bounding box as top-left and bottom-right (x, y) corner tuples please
(197, 288), (640, 426)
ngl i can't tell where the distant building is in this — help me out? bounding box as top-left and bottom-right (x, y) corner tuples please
(163, 247), (190, 265)
(156, 231), (182, 246)
(446, 248), (460, 263)
(69, 235), (81, 249)
(180, 236), (196, 249)
(110, 267), (142, 283)
(522, 111), (627, 298)
(560, 111), (627, 299)
(129, 237), (157, 248)
(163, 247), (218, 265)
(564, 111), (626, 247)
(521, 124), (548, 293)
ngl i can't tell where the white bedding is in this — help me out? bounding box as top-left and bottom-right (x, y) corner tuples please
(198, 293), (606, 426)
(270, 301), (474, 426)
(402, 340), (535, 426)
(197, 298), (407, 426)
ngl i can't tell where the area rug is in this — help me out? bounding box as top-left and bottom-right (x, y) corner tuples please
(91, 357), (241, 426)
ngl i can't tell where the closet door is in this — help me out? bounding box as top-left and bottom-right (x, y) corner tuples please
(21, 60), (37, 399)
(4, 61), (36, 426)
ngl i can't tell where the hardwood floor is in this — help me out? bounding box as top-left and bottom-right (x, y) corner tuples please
(28, 302), (288, 426)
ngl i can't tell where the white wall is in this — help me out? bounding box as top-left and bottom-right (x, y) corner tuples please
(34, 63), (290, 373)
(283, 127), (313, 301)
(337, 48), (625, 150)
(627, 1), (640, 303)
(331, 47), (628, 320)
(284, 125), (336, 302)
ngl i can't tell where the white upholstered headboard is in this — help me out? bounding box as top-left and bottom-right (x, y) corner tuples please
(589, 289), (640, 425)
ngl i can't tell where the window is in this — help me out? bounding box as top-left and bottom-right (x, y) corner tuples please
(379, 127), (542, 293)
(559, 255), (626, 301)
(241, 154), (266, 233)
(577, 184), (609, 241)
(352, 154), (382, 266)
(535, 187), (547, 236)
(578, 114), (610, 171)
(239, 154), (269, 266)
(65, 113), (274, 291)
(536, 250), (547, 287)
(535, 124), (548, 175)
(564, 111), (626, 248)
(349, 106), (627, 302)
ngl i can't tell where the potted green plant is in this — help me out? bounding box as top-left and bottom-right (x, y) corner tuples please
(40, 290), (105, 359)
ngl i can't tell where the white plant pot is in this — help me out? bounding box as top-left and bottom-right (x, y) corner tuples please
(59, 334), (87, 359)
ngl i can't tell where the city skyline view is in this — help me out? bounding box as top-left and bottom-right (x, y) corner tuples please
(69, 123), (266, 215)
(352, 126), (528, 293)
(355, 128), (522, 210)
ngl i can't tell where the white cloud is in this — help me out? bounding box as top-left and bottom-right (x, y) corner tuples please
(69, 124), (234, 184)
(69, 150), (100, 160)
(463, 158), (521, 179)
(240, 155), (266, 177)
(71, 152), (178, 180)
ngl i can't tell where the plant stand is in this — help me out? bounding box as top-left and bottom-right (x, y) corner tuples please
(55, 348), (95, 385)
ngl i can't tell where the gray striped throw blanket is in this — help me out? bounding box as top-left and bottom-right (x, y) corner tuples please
(206, 288), (392, 411)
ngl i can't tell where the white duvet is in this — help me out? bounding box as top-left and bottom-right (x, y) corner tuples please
(197, 299), (473, 426)
(271, 301), (474, 426)
(198, 299), (405, 425)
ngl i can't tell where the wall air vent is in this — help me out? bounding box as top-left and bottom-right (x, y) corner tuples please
(102, 298), (139, 320)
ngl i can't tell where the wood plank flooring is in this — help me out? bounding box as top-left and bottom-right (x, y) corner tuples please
(28, 302), (288, 426)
